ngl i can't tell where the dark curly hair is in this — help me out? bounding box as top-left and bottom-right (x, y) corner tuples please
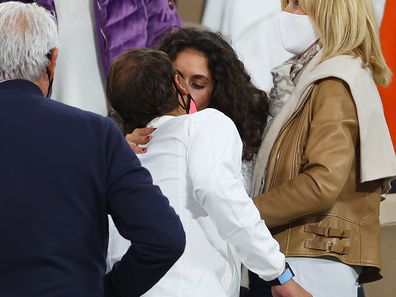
(158, 28), (269, 161)
(106, 48), (179, 134)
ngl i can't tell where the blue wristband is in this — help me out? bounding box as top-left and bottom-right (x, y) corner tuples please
(278, 267), (294, 284)
(269, 262), (295, 286)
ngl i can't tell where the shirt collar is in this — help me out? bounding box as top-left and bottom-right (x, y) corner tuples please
(147, 115), (176, 128)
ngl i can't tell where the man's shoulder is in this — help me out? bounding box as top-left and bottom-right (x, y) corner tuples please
(194, 108), (225, 117)
(190, 108), (236, 129)
(45, 97), (111, 129)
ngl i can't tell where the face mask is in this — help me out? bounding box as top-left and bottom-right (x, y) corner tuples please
(187, 94), (197, 114)
(45, 51), (54, 98)
(279, 11), (318, 55)
(46, 71), (53, 98)
(174, 76), (198, 114)
(177, 91), (197, 114)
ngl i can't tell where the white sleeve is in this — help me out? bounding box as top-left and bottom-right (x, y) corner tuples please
(186, 110), (285, 281)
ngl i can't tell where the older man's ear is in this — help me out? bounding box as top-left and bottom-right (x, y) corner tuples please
(48, 47), (59, 79)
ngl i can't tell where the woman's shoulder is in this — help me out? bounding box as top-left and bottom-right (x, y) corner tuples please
(311, 54), (374, 88)
(312, 77), (354, 102)
(314, 77), (351, 94)
(310, 78), (357, 117)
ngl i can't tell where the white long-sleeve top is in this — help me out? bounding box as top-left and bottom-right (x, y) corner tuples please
(107, 109), (285, 297)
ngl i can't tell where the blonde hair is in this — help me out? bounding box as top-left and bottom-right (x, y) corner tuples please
(282, 0), (392, 86)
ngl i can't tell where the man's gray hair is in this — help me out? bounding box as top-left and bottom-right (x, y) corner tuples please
(0, 2), (59, 81)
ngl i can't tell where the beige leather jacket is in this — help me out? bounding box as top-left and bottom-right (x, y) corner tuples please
(253, 78), (383, 283)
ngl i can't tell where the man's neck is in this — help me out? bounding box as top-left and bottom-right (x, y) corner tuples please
(165, 106), (187, 117)
(34, 76), (49, 97)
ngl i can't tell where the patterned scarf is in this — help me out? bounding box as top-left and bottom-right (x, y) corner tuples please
(268, 41), (321, 119)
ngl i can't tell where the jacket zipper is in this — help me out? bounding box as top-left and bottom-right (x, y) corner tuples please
(267, 86), (315, 191)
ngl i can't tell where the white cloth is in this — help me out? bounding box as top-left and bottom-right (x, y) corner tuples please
(201, 0), (228, 32)
(52, 0), (108, 115)
(287, 257), (361, 297)
(107, 109), (285, 297)
(373, 0), (387, 25)
(202, 0), (292, 91)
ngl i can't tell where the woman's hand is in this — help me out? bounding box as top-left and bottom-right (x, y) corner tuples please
(125, 127), (156, 154)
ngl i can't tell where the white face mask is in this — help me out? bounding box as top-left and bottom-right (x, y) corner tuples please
(279, 11), (318, 55)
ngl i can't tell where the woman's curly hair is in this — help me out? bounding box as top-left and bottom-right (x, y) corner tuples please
(158, 28), (269, 161)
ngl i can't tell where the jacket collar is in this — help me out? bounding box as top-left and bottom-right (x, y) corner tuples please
(0, 79), (44, 98)
(253, 51), (396, 196)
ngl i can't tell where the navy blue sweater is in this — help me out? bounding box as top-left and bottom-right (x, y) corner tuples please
(0, 80), (185, 297)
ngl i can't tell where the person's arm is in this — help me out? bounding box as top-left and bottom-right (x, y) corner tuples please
(272, 280), (313, 297)
(186, 110), (285, 281)
(145, 0), (182, 48)
(254, 79), (359, 228)
(187, 111), (312, 296)
(94, 0), (181, 75)
(125, 127), (156, 154)
(104, 120), (185, 297)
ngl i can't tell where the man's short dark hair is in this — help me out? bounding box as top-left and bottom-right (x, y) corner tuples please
(107, 48), (179, 133)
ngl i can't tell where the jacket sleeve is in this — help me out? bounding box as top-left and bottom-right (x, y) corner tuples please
(104, 120), (185, 297)
(186, 110), (285, 281)
(94, 0), (181, 76)
(253, 79), (359, 228)
(0, 0), (56, 16)
(145, 0), (182, 48)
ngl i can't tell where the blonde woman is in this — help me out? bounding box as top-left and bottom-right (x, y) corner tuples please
(249, 0), (396, 296)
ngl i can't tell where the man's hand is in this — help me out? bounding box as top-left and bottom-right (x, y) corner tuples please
(272, 279), (313, 297)
(125, 127), (156, 154)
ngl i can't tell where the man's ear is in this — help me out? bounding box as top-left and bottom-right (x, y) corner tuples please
(173, 74), (189, 96)
(47, 48), (59, 79)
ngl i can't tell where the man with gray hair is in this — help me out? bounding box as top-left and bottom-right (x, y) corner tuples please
(0, 2), (185, 297)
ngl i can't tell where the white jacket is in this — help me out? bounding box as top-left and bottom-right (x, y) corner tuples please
(107, 109), (285, 297)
